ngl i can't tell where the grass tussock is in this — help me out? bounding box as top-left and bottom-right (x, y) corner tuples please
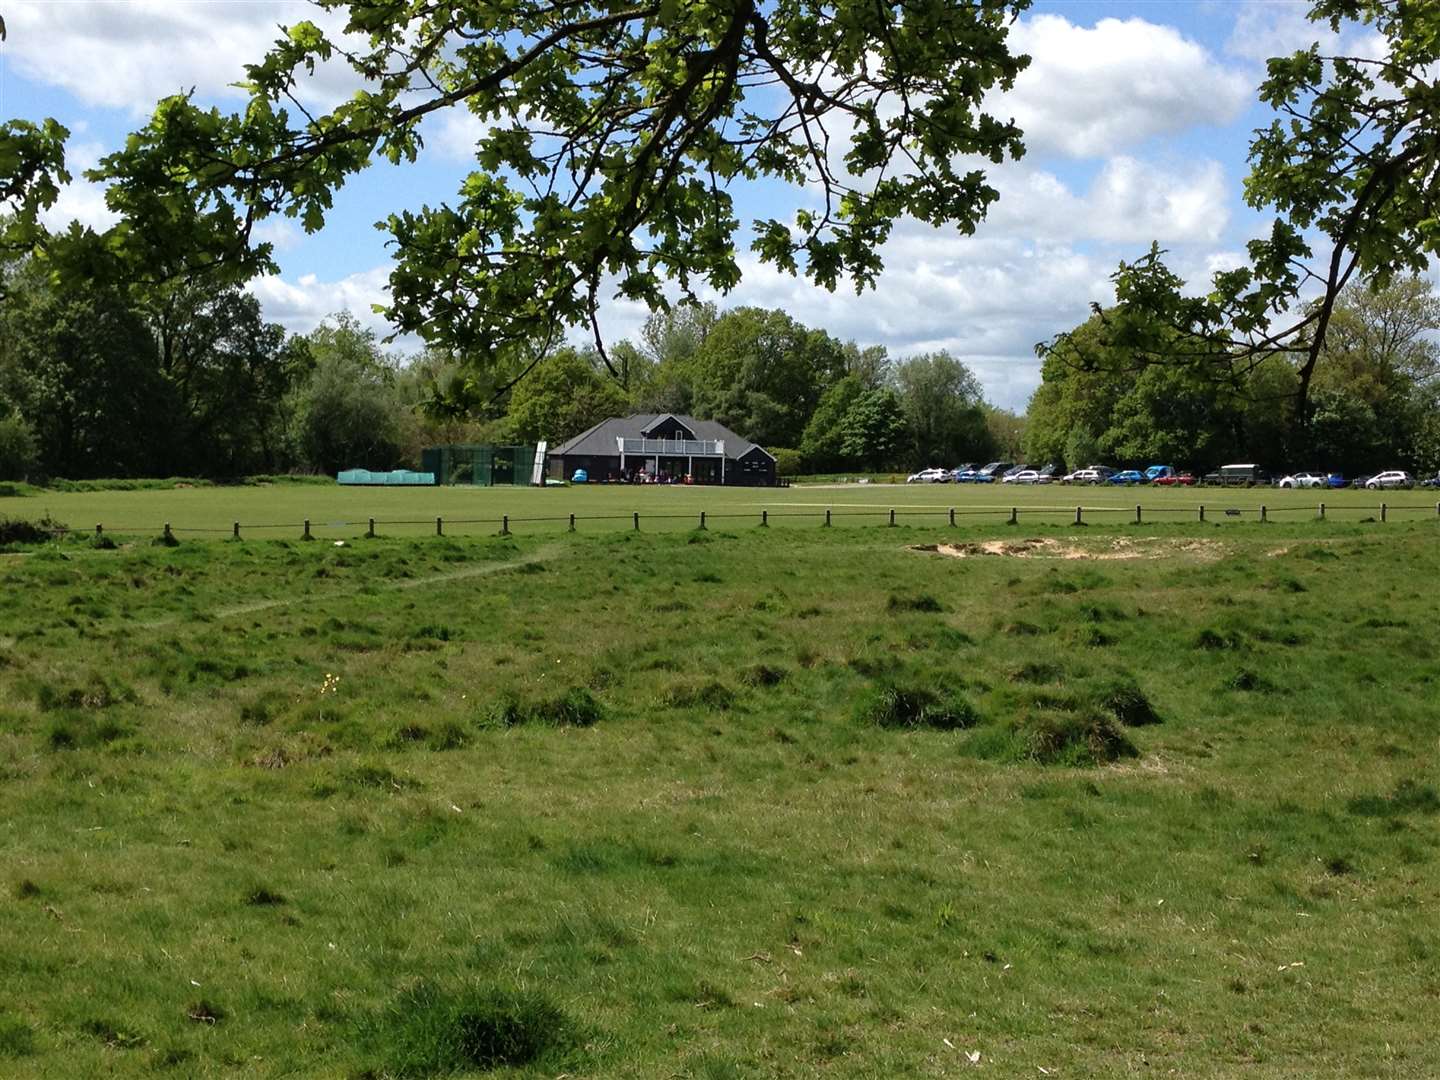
(1098, 679), (1162, 726)
(859, 684), (981, 731)
(490, 687), (605, 727)
(887, 592), (944, 613)
(358, 982), (573, 1076)
(661, 679), (736, 711)
(1347, 780), (1440, 818)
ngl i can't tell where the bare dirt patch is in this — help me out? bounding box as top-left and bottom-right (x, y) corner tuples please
(912, 537), (1226, 561)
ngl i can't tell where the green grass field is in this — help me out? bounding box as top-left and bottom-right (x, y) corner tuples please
(2, 499), (1439, 1076)
(6, 478), (1438, 540)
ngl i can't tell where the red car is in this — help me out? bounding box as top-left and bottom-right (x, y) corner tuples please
(1152, 471), (1196, 486)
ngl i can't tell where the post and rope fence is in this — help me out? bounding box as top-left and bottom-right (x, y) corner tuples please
(51, 496), (1440, 548)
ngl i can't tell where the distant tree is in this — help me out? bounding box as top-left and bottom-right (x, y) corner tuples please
(685, 307), (847, 447)
(505, 346), (630, 444)
(0, 412), (37, 481)
(839, 388), (908, 471)
(894, 351), (989, 466)
(287, 314), (405, 474)
(1062, 425), (1100, 471)
(0, 251), (163, 478)
(981, 405), (1024, 461)
(799, 375), (865, 472)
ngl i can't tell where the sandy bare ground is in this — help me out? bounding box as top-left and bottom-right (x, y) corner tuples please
(911, 536), (1228, 561)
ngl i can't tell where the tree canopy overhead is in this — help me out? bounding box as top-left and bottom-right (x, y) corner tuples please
(62, 0), (1032, 367)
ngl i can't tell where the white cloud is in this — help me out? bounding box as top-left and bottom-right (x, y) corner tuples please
(2, 0), (359, 115)
(1001, 15), (1251, 158)
(986, 157), (1231, 246)
(247, 265), (396, 337)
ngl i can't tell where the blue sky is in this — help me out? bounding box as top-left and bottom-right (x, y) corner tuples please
(0, 0), (1368, 409)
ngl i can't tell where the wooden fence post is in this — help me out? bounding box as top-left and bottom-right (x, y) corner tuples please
(888, 508), (896, 527)
(761, 510), (768, 527)
(824, 508), (831, 528)
(233, 521), (241, 540)
(501, 514), (509, 535)
(633, 511), (640, 531)
(367, 517), (376, 538)
(569, 513), (576, 532)
(436, 517), (443, 536)
(1260, 505), (1267, 523)
(1074, 506), (1083, 526)
(1199, 504), (1205, 522)
(1318, 503), (1325, 521)
(1009, 506), (1018, 525)
(1135, 504), (1142, 525)
(1381, 502), (1387, 523)
(948, 507), (955, 527)
(699, 511), (706, 530)
(95, 524), (103, 541)
(301, 520), (310, 541)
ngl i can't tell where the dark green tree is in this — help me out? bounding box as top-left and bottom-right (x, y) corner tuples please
(505, 347), (631, 444)
(799, 374), (865, 472)
(287, 314), (405, 474)
(893, 351), (988, 465)
(684, 307), (847, 446)
(838, 388), (908, 470)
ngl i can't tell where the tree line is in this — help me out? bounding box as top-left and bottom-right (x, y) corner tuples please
(0, 243), (1022, 481)
(1026, 277), (1440, 475)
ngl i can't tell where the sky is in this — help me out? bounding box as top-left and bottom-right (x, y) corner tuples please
(0, 0), (1376, 410)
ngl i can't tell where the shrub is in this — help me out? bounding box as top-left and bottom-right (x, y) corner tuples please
(0, 414), (37, 482)
(770, 447), (805, 477)
(859, 684), (981, 731)
(0, 515), (64, 545)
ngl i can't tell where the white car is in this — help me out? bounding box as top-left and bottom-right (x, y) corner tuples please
(1277, 472), (1325, 489)
(1366, 470), (1415, 490)
(906, 467), (948, 484)
(1005, 470), (1045, 484)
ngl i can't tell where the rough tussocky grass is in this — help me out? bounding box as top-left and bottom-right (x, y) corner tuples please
(0, 517), (1438, 1076)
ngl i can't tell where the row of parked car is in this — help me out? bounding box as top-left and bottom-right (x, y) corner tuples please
(907, 462), (1440, 489)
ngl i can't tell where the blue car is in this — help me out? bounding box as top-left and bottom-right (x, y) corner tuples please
(953, 469), (979, 483)
(1108, 470), (1146, 485)
(1326, 473), (1346, 488)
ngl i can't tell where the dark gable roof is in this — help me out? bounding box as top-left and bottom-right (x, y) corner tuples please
(551, 414), (770, 461)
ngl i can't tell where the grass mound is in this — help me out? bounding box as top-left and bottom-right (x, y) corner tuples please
(887, 593), (944, 613)
(1098, 679), (1162, 726)
(859, 684), (981, 731)
(490, 687), (605, 727)
(661, 679), (736, 710)
(1347, 780), (1440, 818)
(360, 983), (573, 1076)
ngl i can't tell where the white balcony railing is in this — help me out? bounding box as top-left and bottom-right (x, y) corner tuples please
(618, 437), (725, 456)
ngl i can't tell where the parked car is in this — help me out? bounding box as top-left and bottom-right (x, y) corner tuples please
(1108, 470), (1146, 485)
(1005, 470), (1048, 484)
(1000, 464), (1029, 481)
(1035, 463), (1061, 481)
(1152, 470), (1196, 487)
(1144, 465), (1176, 482)
(1366, 470), (1415, 489)
(953, 467), (980, 482)
(906, 467), (949, 483)
(1325, 473), (1346, 488)
(948, 463), (977, 482)
(973, 461), (1013, 484)
(1277, 472), (1326, 489)
(1421, 472), (1440, 489)
(1067, 465), (1116, 485)
(1200, 464), (1270, 487)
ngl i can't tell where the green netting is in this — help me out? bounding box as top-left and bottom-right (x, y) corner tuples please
(421, 445), (538, 486)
